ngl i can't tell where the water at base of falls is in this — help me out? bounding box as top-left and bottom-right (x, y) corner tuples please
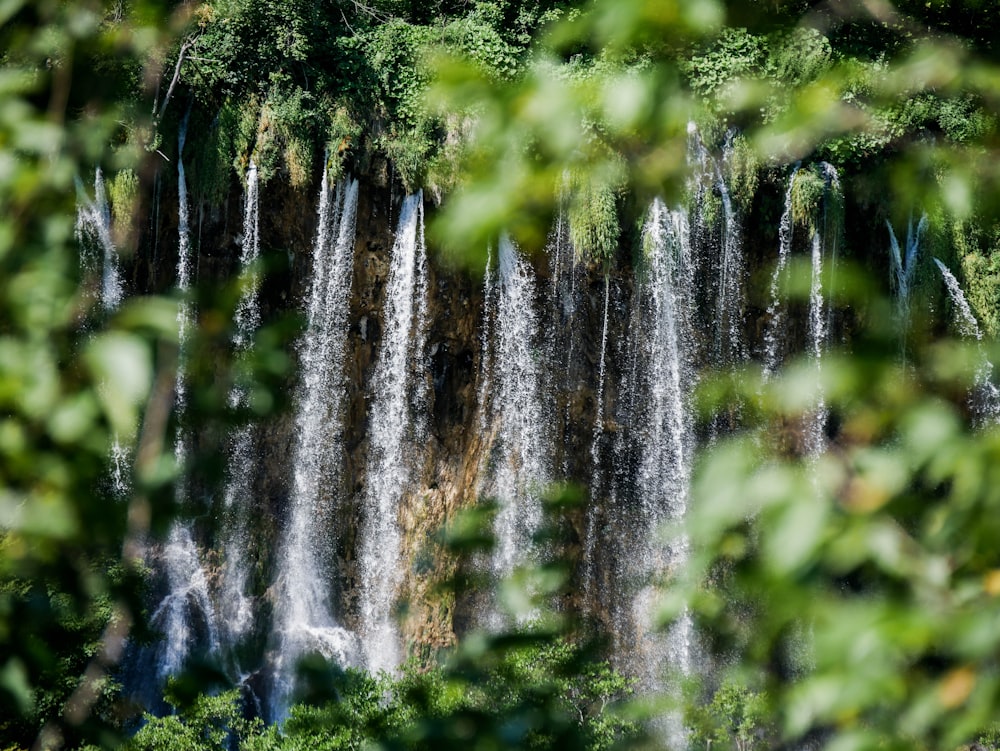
(150, 524), (220, 682)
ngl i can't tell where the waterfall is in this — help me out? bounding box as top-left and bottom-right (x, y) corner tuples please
(174, 118), (195, 464)
(715, 139), (746, 368)
(936, 258), (984, 339)
(144, 119), (216, 689)
(269, 174), (360, 721)
(480, 234), (550, 590)
(358, 192), (429, 673)
(582, 273), (611, 596)
(624, 198), (697, 745)
(76, 168), (130, 498)
(762, 165), (799, 380)
(151, 525), (220, 682)
(933, 258), (1000, 423)
(803, 164), (841, 457)
(688, 127), (746, 369)
(75, 168), (124, 315)
(634, 201), (694, 545)
(217, 160), (263, 659)
(888, 213), (927, 325)
(548, 207), (583, 479)
(761, 164), (840, 453)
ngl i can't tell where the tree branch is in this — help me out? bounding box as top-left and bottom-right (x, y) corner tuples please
(155, 36), (198, 126)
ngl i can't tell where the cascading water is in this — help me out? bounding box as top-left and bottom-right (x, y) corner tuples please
(933, 258), (1000, 424)
(358, 192), (429, 673)
(175, 125), (194, 420)
(715, 137), (747, 368)
(269, 174), (360, 721)
(621, 198), (697, 745)
(151, 525), (220, 682)
(762, 164), (840, 454)
(76, 168), (130, 497)
(803, 230), (828, 457)
(803, 164), (841, 457)
(547, 206), (584, 479)
(582, 273), (611, 597)
(76, 168), (124, 315)
(762, 165), (800, 380)
(688, 127), (746, 369)
(143, 120), (219, 690)
(888, 213), (927, 328)
(480, 234), (550, 590)
(216, 160), (263, 660)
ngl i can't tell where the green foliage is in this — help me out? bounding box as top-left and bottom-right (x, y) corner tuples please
(789, 167), (826, 230)
(108, 170), (140, 247)
(663, 311), (1000, 749)
(956, 221), (1000, 339)
(567, 168), (623, 264)
(725, 134), (759, 215)
(160, 0), (575, 198)
(254, 84), (319, 187)
(150, 637), (636, 751)
(683, 27), (766, 102)
(688, 681), (770, 751)
(127, 688), (262, 751)
(0, 1), (178, 746)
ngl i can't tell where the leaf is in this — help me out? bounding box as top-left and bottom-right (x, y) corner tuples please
(0, 657), (34, 714)
(84, 332), (153, 438)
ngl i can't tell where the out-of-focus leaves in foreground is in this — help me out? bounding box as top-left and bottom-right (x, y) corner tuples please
(0, 2), (194, 749)
(659, 310), (1000, 749)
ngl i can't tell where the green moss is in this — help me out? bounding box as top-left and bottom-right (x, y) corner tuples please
(956, 221), (1000, 338)
(765, 27), (832, 88)
(725, 133), (759, 214)
(223, 95), (259, 185)
(790, 167), (825, 230)
(682, 27), (765, 101)
(567, 168), (622, 264)
(323, 104), (362, 183)
(425, 114), (474, 203)
(107, 169), (138, 241)
(251, 84), (319, 188)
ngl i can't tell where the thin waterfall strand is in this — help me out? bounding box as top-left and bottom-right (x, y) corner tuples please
(76, 168), (130, 498)
(358, 192), (429, 673)
(151, 525), (220, 682)
(147, 117), (219, 686)
(217, 160), (263, 655)
(888, 213), (927, 324)
(583, 273), (611, 597)
(762, 165), (799, 380)
(630, 199), (697, 746)
(75, 168), (124, 314)
(934, 258), (1000, 423)
(803, 164), (841, 457)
